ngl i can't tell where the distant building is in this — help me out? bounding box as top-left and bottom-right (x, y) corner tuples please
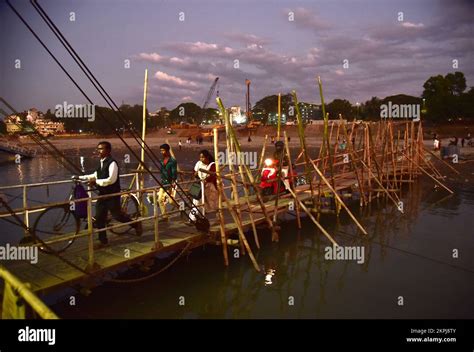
(35, 118), (65, 136)
(298, 102), (321, 121)
(5, 115), (22, 134)
(267, 112), (287, 125)
(5, 111), (65, 136)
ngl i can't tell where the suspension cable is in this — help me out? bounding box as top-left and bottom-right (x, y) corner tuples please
(5, 0), (208, 229)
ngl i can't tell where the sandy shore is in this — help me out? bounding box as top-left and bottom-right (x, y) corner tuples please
(16, 133), (474, 159)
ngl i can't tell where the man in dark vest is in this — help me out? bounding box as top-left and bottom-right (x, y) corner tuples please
(75, 141), (142, 247)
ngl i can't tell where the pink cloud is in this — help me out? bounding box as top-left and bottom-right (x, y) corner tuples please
(401, 22), (425, 29)
(137, 52), (165, 62)
(154, 71), (197, 88)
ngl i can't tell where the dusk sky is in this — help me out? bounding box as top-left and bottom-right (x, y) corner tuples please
(1, 0), (473, 114)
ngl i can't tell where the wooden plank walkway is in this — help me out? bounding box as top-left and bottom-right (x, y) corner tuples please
(1, 218), (209, 296)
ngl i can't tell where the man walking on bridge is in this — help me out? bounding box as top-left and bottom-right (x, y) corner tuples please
(157, 143), (178, 220)
(74, 141), (142, 247)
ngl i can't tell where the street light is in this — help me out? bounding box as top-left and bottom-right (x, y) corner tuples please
(355, 102), (360, 120)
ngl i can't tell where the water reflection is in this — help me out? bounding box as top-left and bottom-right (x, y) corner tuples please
(264, 268), (276, 286)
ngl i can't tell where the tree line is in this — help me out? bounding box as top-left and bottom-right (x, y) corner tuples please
(1, 71), (472, 136)
(251, 71), (473, 122)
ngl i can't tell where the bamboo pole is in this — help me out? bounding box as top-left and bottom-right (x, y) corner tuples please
(410, 121), (415, 181)
(217, 97), (279, 242)
(277, 93), (281, 140)
(338, 116), (366, 206)
(86, 196), (95, 270)
(284, 131), (301, 229)
(223, 112), (240, 213)
(272, 145), (285, 224)
(224, 114), (246, 254)
(139, 69), (148, 208)
(389, 122), (398, 191)
(365, 125), (372, 203)
(332, 122), (342, 215)
(285, 186), (338, 245)
(419, 151), (443, 179)
(235, 147), (260, 248)
(213, 128), (229, 266)
(22, 185), (29, 237)
(140, 69), (148, 165)
(358, 158), (403, 211)
(402, 152), (454, 194)
(257, 135), (268, 171)
(220, 188), (261, 271)
(152, 188), (160, 249)
(308, 159), (368, 235)
(293, 90), (316, 207)
(424, 148), (460, 175)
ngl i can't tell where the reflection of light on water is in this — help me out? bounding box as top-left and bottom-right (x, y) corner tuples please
(80, 156), (85, 171)
(16, 163), (24, 184)
(264, 268), (276, 286)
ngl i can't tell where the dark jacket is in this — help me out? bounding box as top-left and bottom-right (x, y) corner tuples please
(96, 157), (121, 195)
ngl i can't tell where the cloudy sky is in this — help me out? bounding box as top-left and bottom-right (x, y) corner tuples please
(1, 0), (473, 114)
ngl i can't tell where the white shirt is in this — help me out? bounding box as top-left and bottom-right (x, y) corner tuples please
(79, 158), (118, 186)
(194, 161), (214, 181)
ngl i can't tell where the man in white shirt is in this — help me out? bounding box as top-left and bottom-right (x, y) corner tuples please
(75, 141), (141, 246)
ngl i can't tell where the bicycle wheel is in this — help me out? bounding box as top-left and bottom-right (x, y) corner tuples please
(32, 205), (80, 254)
(109, 193), (140, 235)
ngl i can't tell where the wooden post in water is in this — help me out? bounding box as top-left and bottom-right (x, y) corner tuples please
(213, 128), (229, 266)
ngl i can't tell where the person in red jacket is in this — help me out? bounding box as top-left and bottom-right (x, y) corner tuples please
(260, 158), (278, 196)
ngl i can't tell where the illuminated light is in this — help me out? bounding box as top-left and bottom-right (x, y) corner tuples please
(264, 158), (273, 167)
(264, 268), (276, 286)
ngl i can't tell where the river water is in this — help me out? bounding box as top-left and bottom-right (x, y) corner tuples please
(1, 149), (473, 319)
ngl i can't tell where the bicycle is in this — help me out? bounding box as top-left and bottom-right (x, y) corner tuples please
(31, 179), (140, 254)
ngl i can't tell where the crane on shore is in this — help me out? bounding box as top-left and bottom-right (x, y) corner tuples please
(201, 77), (219, 123)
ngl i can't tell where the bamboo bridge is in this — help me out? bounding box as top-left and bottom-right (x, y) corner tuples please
(0, 114), (459, 318)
